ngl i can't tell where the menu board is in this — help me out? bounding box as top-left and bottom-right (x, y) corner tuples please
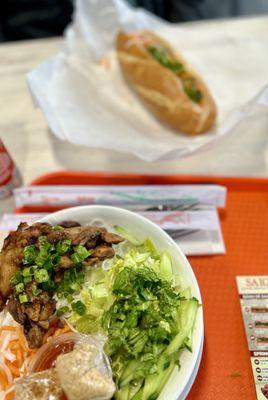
(236, 276), (268, 399)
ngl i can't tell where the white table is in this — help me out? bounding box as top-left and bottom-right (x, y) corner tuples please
(1, 16), (268, 221)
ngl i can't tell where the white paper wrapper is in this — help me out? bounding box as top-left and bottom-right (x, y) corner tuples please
(27, 0), (268, 162)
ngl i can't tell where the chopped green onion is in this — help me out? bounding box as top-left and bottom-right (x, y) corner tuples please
(71, 245), (91, 264)
(23, 245), (38, 264)
(36, 238), (52, 266)
(52, 255), (61, 266)
(43, 258), (53, 271)
(22, 267), (32, 277)
(70, 253), (81, 264)
(10, 271), (23, 285)
(29, 266), (38, 274)
(52, 225), (63, 231)
(23, 276), (32, 284)
(57, 306), (70, 317)
(42, 280), (56, 292)
(71, 301), (86, 316)
(56, 239), (72, 255)
(19, 294), (28, 304)
(32, 284), (42, 296)
(15, 283), (24, 294)
(34, 269), (49, 283)
(38, 235), (48, 245)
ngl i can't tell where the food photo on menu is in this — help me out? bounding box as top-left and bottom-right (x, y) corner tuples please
(1, 1), (268, 400)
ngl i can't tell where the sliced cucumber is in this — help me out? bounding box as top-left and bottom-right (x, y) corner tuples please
(166, 299), (198, 356)
(142, 359), (175, 400)
(119, 359), (145, 388)
(115, 385), (130, 400)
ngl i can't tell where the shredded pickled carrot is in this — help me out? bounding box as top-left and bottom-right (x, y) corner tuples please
(0, 369), (8, 391)
(16, 327), (30, 352)
(16, 348), (23, 368)
(5, 362), (19, 378)
(0, 326), (17, 332)
(5, 391), (14, 400)
(1, 322), (71, 399)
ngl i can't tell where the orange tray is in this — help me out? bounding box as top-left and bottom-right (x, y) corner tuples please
(20, 172), (268, 399)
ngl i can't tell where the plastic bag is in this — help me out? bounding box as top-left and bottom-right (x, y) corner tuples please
(14, 333), (115, 400)
(14, 369), (63, 400)
(56, 334), (115, 400)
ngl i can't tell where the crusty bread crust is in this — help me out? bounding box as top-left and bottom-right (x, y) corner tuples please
(116, 31), (217, 135)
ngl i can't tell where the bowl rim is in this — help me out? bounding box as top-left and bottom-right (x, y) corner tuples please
(38, 205), (204, 400)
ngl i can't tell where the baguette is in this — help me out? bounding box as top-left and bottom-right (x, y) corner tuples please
(116, 30), (217, 135)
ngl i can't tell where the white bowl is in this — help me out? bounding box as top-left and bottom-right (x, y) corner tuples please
(40, 205), (203, 400)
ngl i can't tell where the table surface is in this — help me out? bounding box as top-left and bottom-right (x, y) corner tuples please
(1, 15), (268, 220)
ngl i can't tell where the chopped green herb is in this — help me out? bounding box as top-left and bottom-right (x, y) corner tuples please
(15, 283), (24, 294)
(71, 245), (91, 264)
(35, 237), (52, 266)
(38, 235), (48, 245)
(22, 267), (32, 277)
(23, 245), (38, 264)
(43, 254), (61, 271)
(23, 276), (32, 284)
(74, 245), (91, 261)
(29, 266), (37, 275)
(52, 225), (63, 231)
(10, 271), (23, 285)
(32, 284), (42, 297)
(43, 258), (53, 271)
(71, 301), (86, 316)
(56, 239), (72, 255)
(70, 253), (81, 264)
(42, 280), (56, 292)
(19, 294), (28, 304)
(34, 269), (49, 283)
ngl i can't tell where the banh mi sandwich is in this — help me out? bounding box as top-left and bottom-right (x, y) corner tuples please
(116, 31), (217, 135)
